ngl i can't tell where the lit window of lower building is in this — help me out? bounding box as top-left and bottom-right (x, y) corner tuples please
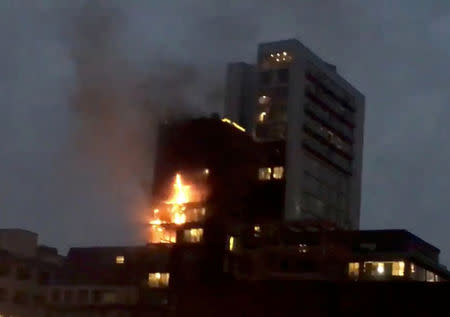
(364, 261), (406, 277)
(410, 263), (415, 273)
(392, 261), (405, 276)
(253, 225), (261, 237)
(273, 166), (284, 179)
(426, 270), (436, 282)
(183, 228), (203, 243)
(348, 262), (359, 278)
(148, 273), (170, 288)
(115, 256), (125, 264)
(376, 262), (384, 274)
(258, 168), (272, 180)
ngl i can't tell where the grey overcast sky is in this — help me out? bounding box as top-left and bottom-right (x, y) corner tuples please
(1, 1), (449, 265)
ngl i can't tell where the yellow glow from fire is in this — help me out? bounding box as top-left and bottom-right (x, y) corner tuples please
(167, 174), (190, 204)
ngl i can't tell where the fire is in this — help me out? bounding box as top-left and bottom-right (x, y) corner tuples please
(167, 174), (190, 205)
(149, 173), (200, 243)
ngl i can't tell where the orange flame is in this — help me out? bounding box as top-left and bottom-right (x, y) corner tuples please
(149, 173), (193, 243)
(166, 174), (190, 205)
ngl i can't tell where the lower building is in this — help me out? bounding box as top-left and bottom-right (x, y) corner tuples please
(1, 227), (448, 316)
(0, 229), (63, 317)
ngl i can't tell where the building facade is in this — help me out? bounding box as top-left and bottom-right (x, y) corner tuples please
(0, 229), (63, 317)
(225, 39), (365, 230)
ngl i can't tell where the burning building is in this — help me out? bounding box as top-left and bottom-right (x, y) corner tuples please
(148, 116), (449, 286)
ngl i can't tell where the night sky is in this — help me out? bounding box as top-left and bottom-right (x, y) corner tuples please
(1, 1), (449, 266)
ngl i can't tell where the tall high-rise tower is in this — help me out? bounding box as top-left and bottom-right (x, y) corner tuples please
(225, 39), (365, 229)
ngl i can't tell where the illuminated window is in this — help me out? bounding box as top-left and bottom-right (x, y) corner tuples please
(258, 168), (272, 180)
(228, 236), (235, 251)
(376, 263), (384, 274)
(258, 112), (267, 122)
(254, 225), (261, 237)
(348, 262), (359, 278)
(149, 226), (176, 244)
(189, 207), (206, 222)
(148, 273), (170, 288)
(273, 166), (284, 179)
(410, 263), (415, 273)
(183, 228), (203, 243)
(364, 261), (406, 277)
(392, 261), (405, 276)
(115, 256), (125, 264)
(426, 270), (435, 282)
(102, 291), (118, 304)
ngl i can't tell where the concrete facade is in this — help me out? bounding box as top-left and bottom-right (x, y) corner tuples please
(224, 39), (365, 229)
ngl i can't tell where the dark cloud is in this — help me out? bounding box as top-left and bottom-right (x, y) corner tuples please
(0, 0), (449, 265)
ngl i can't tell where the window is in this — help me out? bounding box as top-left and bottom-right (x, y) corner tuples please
(93, 290), (102, 303)
(13, 290), (28, 305)
(38, 271), (50, 285)
(183, 228), (203, 243)
(258, 167), (272, 180)
(51, 289), (61, 303)
(16, 266), (31, 280)
(228, 236), (235, 251)
(376, 263), (384, 274)
(258, 111), (267, 122)
(0, 288), (7, 302)
(149, 226), (177, 243)
(78, 289), (89, 304)
(254, 225), (261, 238)
(278, 68), (289, 83)
(115, 256), (125, 264)
(273, 166), (284, 179)
(64, 290), (73, 303)
(260, 71), (272, 85)
(102, 291), (118, 304)
(187, 207), (206, 222)
(348, 262), (359, 278)
(426, 270), (436, 282)
(363, 261), (406, 278)
(410, 263), (415, 273)
(148, 273), (170, 288)
(0, 263), (11, 277)
(392, 261), (405, 276)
